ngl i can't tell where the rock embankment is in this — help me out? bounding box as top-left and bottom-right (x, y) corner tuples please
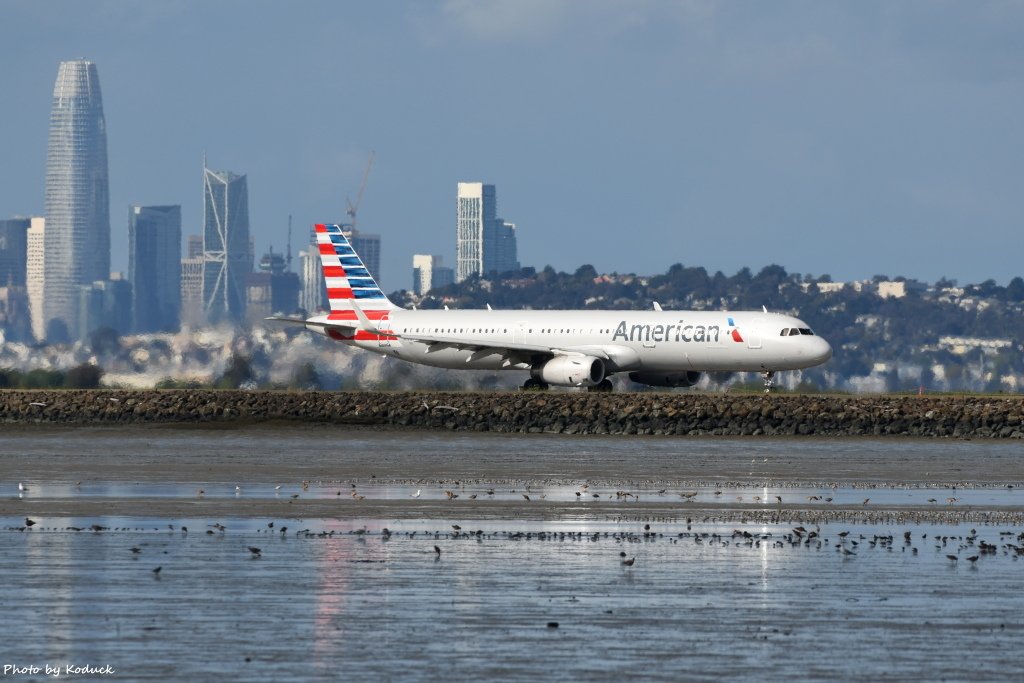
(1, 390), (1022, 438)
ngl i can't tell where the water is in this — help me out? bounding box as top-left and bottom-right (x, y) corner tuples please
(1, 426), (1023, 681)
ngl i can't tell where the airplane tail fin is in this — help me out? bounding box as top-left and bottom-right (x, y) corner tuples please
(314, 223), (398, 314)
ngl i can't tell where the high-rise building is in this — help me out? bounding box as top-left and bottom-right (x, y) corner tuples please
(341, 226), (381, 282)
(0, 218), (30, 286)
(26, 218), (45, 341)
(246, 250), (300, 325)
(456, 182), (519, 281)
(456, 182), (493, 282)
(180, 256), (204, 327)
(298, 245), (327, 314)
(43, 60), (110, 340)
(202, 166), (251, 323)
(412, 254), (454, 296)
(0, 286), (31, 342)
(186, 234), (203, 259)
(76, 275), (131, 340)
(489, 219), (520, 276)
(129, 205), (181, 333)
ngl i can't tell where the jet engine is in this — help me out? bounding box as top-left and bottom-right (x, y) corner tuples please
(628, 371), (702, 388)
(532, 355), (606, 387)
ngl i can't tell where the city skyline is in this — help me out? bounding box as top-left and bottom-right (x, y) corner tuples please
(0, 3), (1022, 291)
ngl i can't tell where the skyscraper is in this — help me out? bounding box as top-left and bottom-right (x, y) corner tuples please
(129, 205), (181, 333)
(26, 218), (45, 341)
(341, 226), (381, 282)
(202, 165), (251, 323)
(489, 220), (520, 276)
(43, 60), (110, 340)
(456, 182), (494, 282)
(456, 182), (519, 282)
(0, 218), (30, 286)
(298, 243), (327, 314)
(412, 254), (454, 296)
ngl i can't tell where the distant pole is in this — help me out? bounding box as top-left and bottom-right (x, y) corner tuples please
(286, 214), (293, 272)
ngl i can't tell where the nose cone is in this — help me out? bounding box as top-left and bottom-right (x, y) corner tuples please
(809, 337), (832, 365)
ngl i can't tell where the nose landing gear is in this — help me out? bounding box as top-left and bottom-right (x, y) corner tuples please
(761, 371), (776, 393)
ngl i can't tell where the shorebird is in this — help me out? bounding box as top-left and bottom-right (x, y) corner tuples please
(622, 557), (635, 566)
(411, 489), (421, 498)
(775, 496), (783, 503)
(452, 524), (461, 531)
(434, 545), (441, 557)
(152, 566), (162, 575)
(248, 547), (262, 557)
(130, 546), (141, 554)
(274, 485), (281, 491)
(25, 518), (36, 527)
(966, 555), (979, 563)
(18, 483), (27, 493)
(946, 555), (958, 562)
(522, 494), (531, 501)
(862, 498), (870, 506)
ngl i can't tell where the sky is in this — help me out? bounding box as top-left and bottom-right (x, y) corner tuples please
(0, 1), (1021, 291)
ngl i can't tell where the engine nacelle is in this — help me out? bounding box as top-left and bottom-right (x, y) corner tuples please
(532, 355), (606, 387)
(629, 371), (702, 388)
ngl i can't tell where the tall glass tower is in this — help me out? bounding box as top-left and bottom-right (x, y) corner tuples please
(43, 60), (110, 341)
(129, 205), (181, 333)
(202, 166), (251, 323)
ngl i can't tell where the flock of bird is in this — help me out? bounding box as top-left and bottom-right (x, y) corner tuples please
(7, 505), (1024, 579)
(9, 478), (1024, 579)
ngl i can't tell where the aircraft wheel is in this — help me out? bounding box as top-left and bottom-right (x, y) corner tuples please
(522, 378), (549, 391)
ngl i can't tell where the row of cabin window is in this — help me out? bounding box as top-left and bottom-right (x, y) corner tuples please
(406, 328), (613, 335)
(780, 327), (814, 336)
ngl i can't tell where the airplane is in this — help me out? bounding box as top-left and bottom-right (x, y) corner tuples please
(269, 223), (832, 392)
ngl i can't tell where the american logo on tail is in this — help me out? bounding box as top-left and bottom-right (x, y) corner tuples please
(269, 224), (831, 392)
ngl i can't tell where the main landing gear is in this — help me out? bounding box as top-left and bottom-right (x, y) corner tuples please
(588, 379), (614, 393)
(761, 371), (776, 394)
(522, 377), (549, 391)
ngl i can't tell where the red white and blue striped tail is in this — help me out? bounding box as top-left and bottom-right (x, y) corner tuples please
(314, 223), (398, 314)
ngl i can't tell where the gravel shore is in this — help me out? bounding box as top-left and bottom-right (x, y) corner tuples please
(2, 389), (1023, 438)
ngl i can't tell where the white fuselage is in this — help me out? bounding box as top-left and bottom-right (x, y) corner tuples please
(307, 309), (831, 375)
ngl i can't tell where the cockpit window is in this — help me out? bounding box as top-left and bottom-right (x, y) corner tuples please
(799, 328), (813, 335)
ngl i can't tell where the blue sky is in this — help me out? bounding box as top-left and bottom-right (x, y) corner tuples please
(1, 1), (1021, 290)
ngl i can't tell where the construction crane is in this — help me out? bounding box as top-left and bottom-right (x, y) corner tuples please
(346, 151), (375, 232)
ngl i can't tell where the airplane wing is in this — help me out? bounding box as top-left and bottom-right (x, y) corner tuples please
(395, 331), (640, 369)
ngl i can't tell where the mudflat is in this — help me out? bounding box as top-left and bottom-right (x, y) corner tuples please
(3, 425), (1023, 522)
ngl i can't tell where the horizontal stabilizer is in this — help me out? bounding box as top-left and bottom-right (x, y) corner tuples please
(264, 316), (357, 336)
